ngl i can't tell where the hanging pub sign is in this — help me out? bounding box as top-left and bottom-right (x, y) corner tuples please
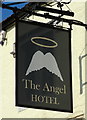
(16, 20), (73, 112)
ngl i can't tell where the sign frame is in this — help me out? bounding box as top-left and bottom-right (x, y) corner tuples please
(16, 20), (73, 112)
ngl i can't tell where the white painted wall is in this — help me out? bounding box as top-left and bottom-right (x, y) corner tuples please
(85, 1), (87, 119)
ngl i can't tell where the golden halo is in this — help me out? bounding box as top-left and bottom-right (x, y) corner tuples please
(31, 37), (58, 48)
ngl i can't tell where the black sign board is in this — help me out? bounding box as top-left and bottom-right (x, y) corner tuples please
(16, 20), (73, 112)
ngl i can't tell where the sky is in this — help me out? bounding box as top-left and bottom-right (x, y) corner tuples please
(0, 2), (28, 22)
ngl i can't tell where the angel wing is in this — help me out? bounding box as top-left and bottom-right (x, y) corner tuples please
(26, 51), (63, 81)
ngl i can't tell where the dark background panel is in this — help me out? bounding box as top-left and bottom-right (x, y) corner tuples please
(16, 20), (73, 112)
